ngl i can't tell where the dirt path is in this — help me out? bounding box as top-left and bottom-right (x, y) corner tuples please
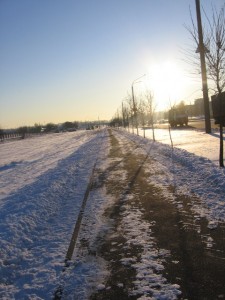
(88, 129), (225, 300)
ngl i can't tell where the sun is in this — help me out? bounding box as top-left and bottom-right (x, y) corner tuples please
(145, 61), (188, 110)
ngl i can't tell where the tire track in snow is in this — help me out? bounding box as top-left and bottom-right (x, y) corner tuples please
(65, 161), (98, 261)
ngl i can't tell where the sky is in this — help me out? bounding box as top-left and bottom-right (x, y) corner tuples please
(0, 0), (224, 128)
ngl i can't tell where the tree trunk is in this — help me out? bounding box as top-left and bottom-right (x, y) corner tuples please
(219, 123), (224, 167)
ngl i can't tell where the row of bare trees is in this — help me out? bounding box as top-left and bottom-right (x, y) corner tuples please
(110, 89), (156, 140)
(111, 3), (225, 166)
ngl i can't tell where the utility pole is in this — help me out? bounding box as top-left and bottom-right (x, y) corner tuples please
(195, 0), (211, 134)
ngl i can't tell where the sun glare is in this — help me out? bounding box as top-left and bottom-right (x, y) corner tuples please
(145, 61), (188, 110)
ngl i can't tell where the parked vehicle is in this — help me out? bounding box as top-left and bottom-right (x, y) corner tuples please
(168, 108), (188, 127)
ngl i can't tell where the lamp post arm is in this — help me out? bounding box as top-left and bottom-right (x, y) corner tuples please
(132, 74), (146, 86)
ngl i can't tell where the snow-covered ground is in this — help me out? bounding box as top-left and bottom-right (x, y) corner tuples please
(1, 127), (225, 299)
(122, 128), (225, 222)
(142, 127), (223, 165)
(0, 130), (110, 299)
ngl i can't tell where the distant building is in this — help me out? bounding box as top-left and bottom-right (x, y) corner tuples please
(185, 104), (195, 118)
(194, 98), (204, 116)
(194, 98), (212, 117)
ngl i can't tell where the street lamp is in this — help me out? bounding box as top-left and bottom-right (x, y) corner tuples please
(131, 74), (146, 135)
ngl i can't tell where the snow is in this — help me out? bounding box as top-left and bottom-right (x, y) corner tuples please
(0, 131), (98, 201)
(0, 130), (109, 299)
(1, 127), (225, 299)
(143, 127), (222, 164)
(128, 128), (225, 222)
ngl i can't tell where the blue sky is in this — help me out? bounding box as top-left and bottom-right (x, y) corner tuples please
(0, 0), (224, 128)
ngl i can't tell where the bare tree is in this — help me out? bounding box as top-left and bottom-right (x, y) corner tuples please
(205, 6), (225, 167)
(185, 4), (225, 94)
(124, 104), (130, 132)
(184, 1), (212, 133)
(205, 7), (225, 94)
(185, 4), (225, 166)
(145, 90), (156, 141)
(121, 102), (125, 129)
(121, 101), (130, 131)
(138, 98), (147, 138)
(126, 94), (135, 134)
